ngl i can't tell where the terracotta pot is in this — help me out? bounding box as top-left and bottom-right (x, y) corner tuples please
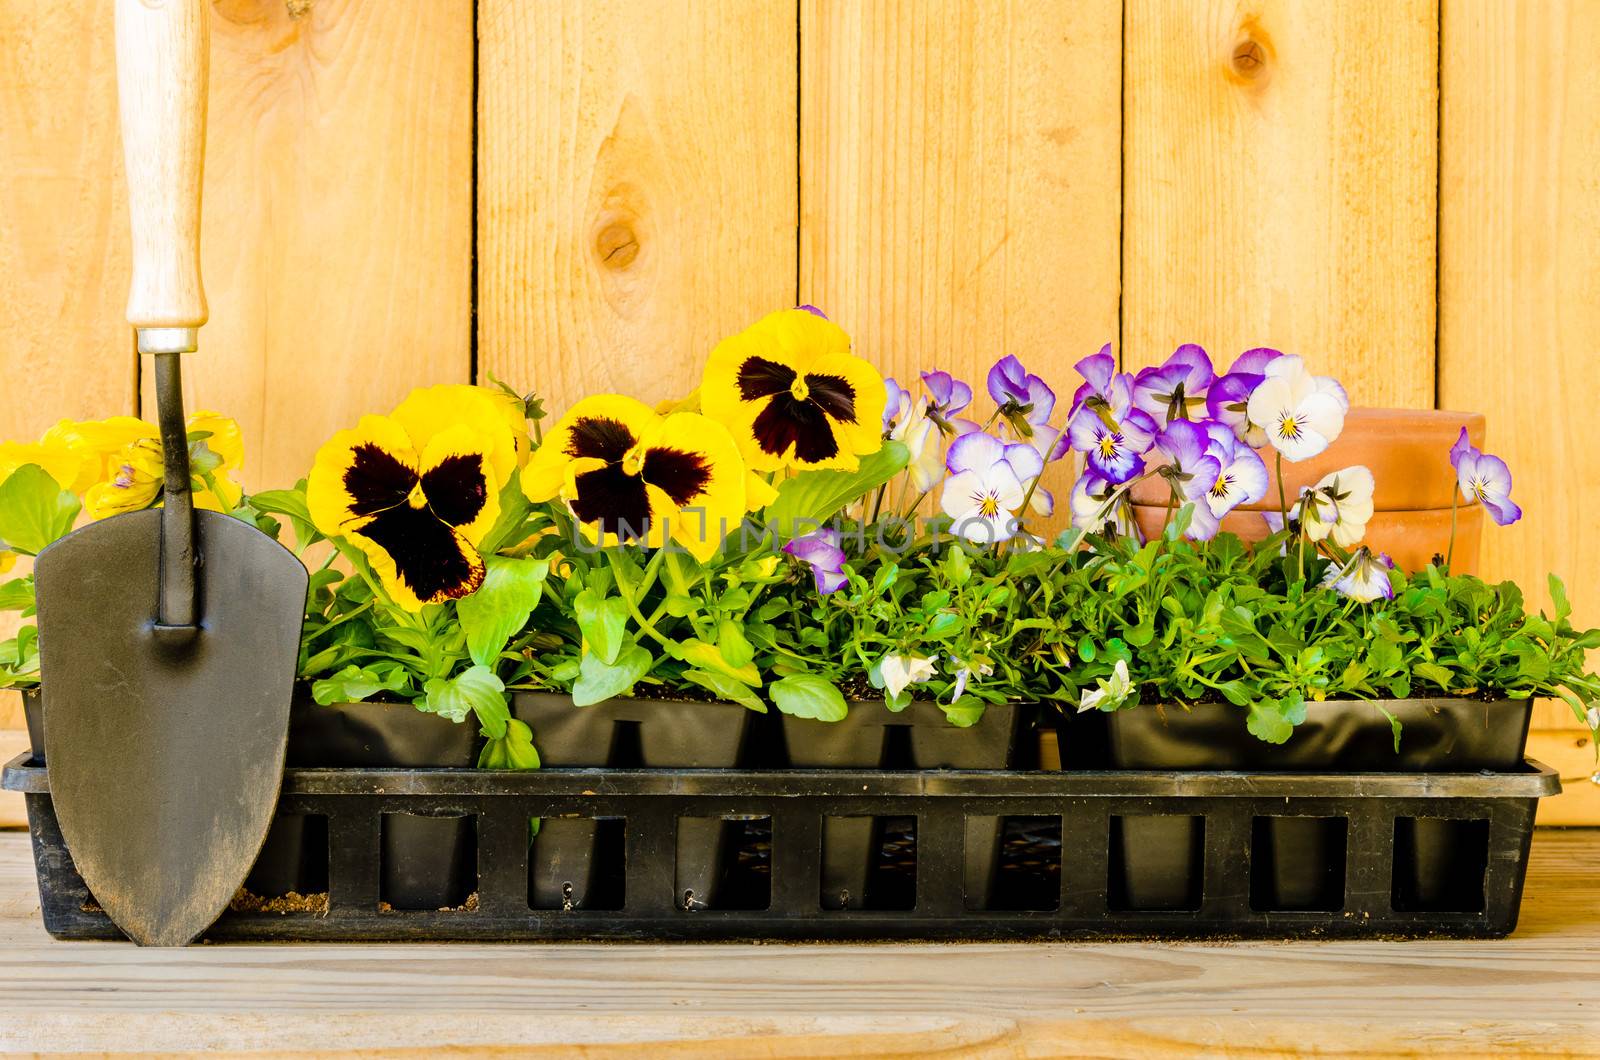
(1129, 407), (1486, 572)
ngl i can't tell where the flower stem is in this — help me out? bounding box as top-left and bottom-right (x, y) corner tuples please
(1275, 450), (1288, 526)
(606, 551), (673, 650)
(1445, 490), (1459, 572)
(869, 482), (888, 524)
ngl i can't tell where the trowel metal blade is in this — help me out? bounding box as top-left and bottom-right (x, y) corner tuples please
(34, 507), (307, 946)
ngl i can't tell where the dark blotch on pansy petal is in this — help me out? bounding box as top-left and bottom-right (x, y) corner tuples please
(642, 446), (713, 506)
(420, 453), (488, 528)
(570, 462), (652, 539)
(359, 503), (483, 602)
(752, 393), (840, 462)
(566, 417), (637, 462)
(344, 443), (416, 517)
(804, 372), (857, 424)
(737, 357), (798, 401)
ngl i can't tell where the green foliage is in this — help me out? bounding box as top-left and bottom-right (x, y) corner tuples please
(458, 555), (549, 667)
(770, 674), (848, 721)
(763, 441), (909, 540)
(572, 642), (652, 706)
(0, 465), (80, 555)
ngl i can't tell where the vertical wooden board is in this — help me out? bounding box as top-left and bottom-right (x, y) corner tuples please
(478, 0), (798, 413)
(800, 0), (1122, 397)
(1123, 0), (1436, 404)
(139, 0), (474, 492)
(1440, 0), (1600, 628)
(0, 0), (135, 441)
(1441, 1), (1600, 822)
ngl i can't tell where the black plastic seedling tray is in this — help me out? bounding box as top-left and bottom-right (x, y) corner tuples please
(3, 753), (1558, 942)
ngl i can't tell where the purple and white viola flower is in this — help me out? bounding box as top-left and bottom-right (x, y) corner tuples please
(1201, 421), (1270, 519)
(782, 529), (849, 593)
(1070, 469), (1142, 540)
(1133, 344), (1215, 424)
(987, 355), (1056, 438)
(1449, 428), (1522, 526)
(1301, 465), (1375, 548)
(1321, 547), (1396, 603)
(1066, 378), (1158, 485)
(1247, 355), (1349, 461)
(1206, 347), (1281, 447)
(1152, 419), (1224, 539)
(948, 656), (994, 703)
(879, 653), (938, 700)
(1069, 345), (1119, 417)
(882, 377), (910, 434)
(921, 370), (973, 418)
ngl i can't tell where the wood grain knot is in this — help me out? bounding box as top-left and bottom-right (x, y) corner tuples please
(1226, 23), (1274, 86)
(596, 222), (640, 270)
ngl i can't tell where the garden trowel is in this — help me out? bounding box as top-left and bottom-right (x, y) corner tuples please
(32, 0), (308, 947)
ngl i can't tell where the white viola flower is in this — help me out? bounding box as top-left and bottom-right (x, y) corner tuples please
(1301, 465), (1375, 548)
(880, 653), (938, 700)
(1587, 706), (1600, 732)
(1246, 355), (1349, 461)
(1320, 547), (1396, 603)
(898, 406), (945, 493)
(949, 656), (994, 702)
(1077, 659), (1133, 714)
(941, 433), (1032, 544)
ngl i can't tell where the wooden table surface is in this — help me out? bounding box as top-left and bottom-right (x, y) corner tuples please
(1, 828), (1597, 1058)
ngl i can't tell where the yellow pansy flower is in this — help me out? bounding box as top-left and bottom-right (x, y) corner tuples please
(73, 411), (245, 521)
(701, 308), (887, 473)
(50, 417), (159, 493)
(83, 441), (163, 520)
(391, 384), (529, 481)
(522, 395), (750, 563)
(307, 390), (514, 611)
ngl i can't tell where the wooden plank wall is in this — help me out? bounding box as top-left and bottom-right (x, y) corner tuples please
(1, 0), (1596, 824)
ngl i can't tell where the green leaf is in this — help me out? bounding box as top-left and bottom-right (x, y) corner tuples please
(683, 668), (768, 713)
(477, 476), (533, 555)
(1550, 575), (1572, 623)
(763, 440), (910, 539)
(717, 619), (755, 669)
(574, 588), (629, 665)
(770, 674), (849, 721)
(249, 485), (320, 547)
(457, 555), (549, 667)
(311, 662), (409, 705)
(674, 637), (761, 685)
(1413, 662), (1455, 690)
(0, 465), (80, 555)
(942, 696), (986, 727)
(478, 717), (541, 770)
(1376, 704), (1403, 754)
(421, 664), (507, 732)
(572, 642), (652, 706)
(1246, 693), (1306, 744)
(0, 577), (34, 613)
(943, 545), (972, 587)
(1162, 502), (1195, 542)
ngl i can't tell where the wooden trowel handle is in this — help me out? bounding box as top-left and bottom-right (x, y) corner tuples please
(117, 0), (208, 336)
